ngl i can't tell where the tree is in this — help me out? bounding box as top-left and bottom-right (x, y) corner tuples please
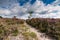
(28, 11), (33, 19)
(0, 16), (2, 18)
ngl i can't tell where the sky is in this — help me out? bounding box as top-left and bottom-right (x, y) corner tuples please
(0, 0), (60, 19)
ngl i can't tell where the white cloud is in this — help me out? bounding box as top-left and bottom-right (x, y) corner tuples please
(0, 0), (18, 8)
(0, 0), (60, 19)
(0, 9), (11, 15)
(52, 0), (60, 5)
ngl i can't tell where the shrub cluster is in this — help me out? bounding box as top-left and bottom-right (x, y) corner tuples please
(0, 24), (19, 40)
(5, 19), (24, 25)
(26, 18), (60, 40)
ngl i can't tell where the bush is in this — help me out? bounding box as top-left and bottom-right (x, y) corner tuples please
(12, 28), (19, 36)
(26, 18), (60, 40)
(16, 20), (24, 24)
(0, 16), (2, 18)
(22, 32), (37, 40)
(30, 32), (36, 38)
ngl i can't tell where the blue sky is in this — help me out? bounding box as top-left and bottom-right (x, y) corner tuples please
(41, 0), (56, 5)
(19, 0), (56, 6)
(0, 0), (60, 19)
(17, 0), (36, 6)
(0, 0), (58, 9)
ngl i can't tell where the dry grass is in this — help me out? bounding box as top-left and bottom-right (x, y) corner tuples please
(0, 18), (38, 40)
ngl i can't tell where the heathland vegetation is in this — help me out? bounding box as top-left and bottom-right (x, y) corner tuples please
(0, 16), (60, 40)
(0, 16), (38, 40)
(26, 18), (60, 40)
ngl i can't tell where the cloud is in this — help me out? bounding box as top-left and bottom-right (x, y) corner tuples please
(0, 0), (18, 8)
(0, 0), (60, 19)
(52, 0), (60, 5)
(0, 1), (28, 18)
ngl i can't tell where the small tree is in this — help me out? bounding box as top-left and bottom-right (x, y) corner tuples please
(0, 16), (2, 18)
(13, 16), (16, 19)
(28, 11), (33, 19)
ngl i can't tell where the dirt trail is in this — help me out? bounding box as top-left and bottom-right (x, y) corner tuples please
(8, 23), (53, 40)
(25, 23), (52, 40)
